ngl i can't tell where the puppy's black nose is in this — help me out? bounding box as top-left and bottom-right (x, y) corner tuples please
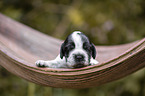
(75, 55), (84, 61)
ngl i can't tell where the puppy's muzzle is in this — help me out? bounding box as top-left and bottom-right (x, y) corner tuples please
(74, 54), (85, 62)
(73, 54), (86, 68)
(73, 63), (85, 68)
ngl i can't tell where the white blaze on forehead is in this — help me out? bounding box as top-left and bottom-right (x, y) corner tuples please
(72, 31), (83, 49)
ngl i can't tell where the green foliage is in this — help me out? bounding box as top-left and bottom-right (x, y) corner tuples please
(0, 0), (145, 96)
(0, 0), (145, 44)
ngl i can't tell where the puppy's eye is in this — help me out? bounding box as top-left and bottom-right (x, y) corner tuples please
(83, 43), (90, 50)
(83, 45), (87, 49)
(69, 42), (75, 49)
(70, 45), (75, 49)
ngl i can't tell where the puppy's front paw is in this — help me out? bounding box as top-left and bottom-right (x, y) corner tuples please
(35, 60), (48, 67)
(90, 59), (99, 65)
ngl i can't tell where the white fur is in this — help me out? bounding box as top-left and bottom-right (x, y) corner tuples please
(72, 31), (83, 49)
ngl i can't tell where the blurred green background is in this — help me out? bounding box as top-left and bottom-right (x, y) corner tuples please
(0, 0), (145, 96)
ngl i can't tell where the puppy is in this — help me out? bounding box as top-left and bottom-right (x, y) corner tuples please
(35, 31), (98, 68)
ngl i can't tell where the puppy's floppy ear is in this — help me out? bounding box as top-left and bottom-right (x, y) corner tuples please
(60, 43), (65, 59)
(90, 43), (96, 59)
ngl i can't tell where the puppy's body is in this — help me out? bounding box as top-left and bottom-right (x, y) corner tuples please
(36, 31), (98, 68)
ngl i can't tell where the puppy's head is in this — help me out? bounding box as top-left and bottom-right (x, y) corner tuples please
(60, 31), (96, 68)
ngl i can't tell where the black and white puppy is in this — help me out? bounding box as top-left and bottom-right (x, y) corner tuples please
(35, 31), (98, 68)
